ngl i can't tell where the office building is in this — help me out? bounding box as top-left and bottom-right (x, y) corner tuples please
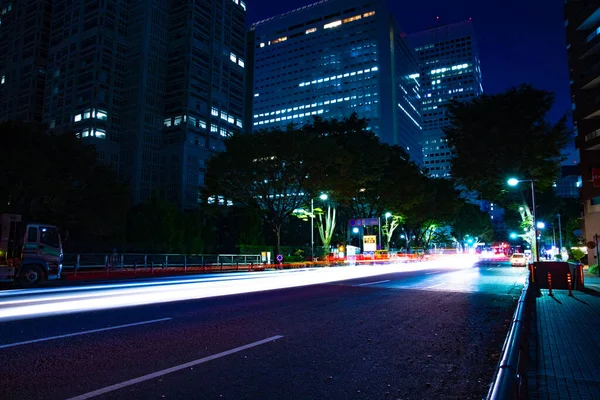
(553, 165), (581, 199)
(0, 0), (247, 210)
(408, 20), (483, 177)
(565, 1), (600, 258)
(0, 1), (52, 126)
(249, 0), (423, 164)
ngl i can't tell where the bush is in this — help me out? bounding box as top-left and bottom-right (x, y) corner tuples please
(589, 264), (598, 275)
(570, 248), (586, 263)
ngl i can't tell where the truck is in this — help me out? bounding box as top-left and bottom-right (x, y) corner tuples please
(0, 213), (63, 287)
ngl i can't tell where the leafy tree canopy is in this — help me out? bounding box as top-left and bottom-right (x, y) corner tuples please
(444, 84), (571, 206)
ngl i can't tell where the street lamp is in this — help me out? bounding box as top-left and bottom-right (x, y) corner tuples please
(509, 232), (518, 239)
(536, 221), (545, 229)
(311, 193), (328, 260)
(507, 178), (538, 262)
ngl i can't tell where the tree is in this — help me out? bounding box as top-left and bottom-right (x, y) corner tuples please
(402, 177), (462, 250)
(0, 121), (129, 250)
(293, 203), (337, 256)
(445, 84), (571, 203)
(444, 84), (571, 254)
(204, 126), (311, 258)
(451, 202), (494, 252)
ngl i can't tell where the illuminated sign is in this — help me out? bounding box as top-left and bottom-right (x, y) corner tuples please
(363, 235), (377, 252)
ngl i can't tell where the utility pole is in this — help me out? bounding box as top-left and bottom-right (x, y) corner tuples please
(557, 213), (563, 251)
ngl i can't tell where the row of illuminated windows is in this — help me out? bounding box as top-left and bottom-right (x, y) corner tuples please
(211, 107), (243, 128)
(230, 0), (246, 11)
(229, 51), (245, 68)
(163, 114), (236, 138)
(253, 93), (375, 119)
(430, 63), (470, 75)
(74, 109), (108, 122)
(259, 11), (375, 48)
(76, 128), (106, 139)
(164, 115), (206, 129)
(298, 66), (378, 87)
(254, 99), (377, 127)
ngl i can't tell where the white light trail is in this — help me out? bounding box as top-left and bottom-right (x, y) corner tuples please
(0, 257), (478, 322)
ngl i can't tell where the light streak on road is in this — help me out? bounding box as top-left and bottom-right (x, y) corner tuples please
(0, 256), (478, 322)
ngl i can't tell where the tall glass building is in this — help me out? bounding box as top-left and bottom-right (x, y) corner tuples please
(248, 0), (423, 164)
(408, 20), (483, 177)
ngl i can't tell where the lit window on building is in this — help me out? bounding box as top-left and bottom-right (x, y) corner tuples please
(272, 36), (288, 44)
(95, 129), (106, 139)
(324, 20), (342, 29)
(306, 27), (316, 34)
(343, 15), (362, 23)
(96, 110), (108, 120)
(211, 107), (219, 116)
(363, 11), (375, 18)
(74, 114), (82, 122)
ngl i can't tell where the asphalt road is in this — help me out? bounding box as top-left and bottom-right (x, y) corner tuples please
(0, 258), (527, 400)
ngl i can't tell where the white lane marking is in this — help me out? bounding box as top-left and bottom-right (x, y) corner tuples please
(66, 335), (284, 400)
(357, 280), (390, 286)
(0, 318), (172, 349)
(425, 272), (438, 275)
(424, 283), (444, 289)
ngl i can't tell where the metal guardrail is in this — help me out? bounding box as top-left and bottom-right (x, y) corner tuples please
(62, 253), (262, 270)
(486, 276), (532, 400)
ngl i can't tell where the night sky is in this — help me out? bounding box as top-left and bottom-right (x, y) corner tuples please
(247, 0), (578, 164)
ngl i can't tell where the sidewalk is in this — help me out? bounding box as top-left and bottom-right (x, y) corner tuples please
(528, 274), (600, 399)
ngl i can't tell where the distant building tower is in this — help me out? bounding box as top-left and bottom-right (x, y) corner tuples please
(248, 0), (423, 164)
(565, 1), (600, 257)
(407, 20), (483, 177)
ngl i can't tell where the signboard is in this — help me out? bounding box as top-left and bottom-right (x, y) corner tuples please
(276, 254), (283, 262)
(349, 218), (379, 226)
(593, 168), (600, 188)
(363, 235), (377, 252)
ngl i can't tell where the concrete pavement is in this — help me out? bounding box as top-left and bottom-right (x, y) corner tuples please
(528, 273), (600, 399)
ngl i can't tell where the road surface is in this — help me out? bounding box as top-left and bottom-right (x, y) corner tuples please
(0, 257), (527, 399)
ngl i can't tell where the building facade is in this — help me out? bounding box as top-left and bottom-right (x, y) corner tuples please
(0, 1), (52, 126)
(408, 20), (483, 178)
(565, 1), (600, 258)
(248, 0), (423, 164)
(0, 0), (247, 210)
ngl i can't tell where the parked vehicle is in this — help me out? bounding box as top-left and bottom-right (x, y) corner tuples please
(0, 214), (63, 287)
(509, 253), (527, 267)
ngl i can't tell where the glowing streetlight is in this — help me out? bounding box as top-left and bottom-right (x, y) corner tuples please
(510, 232), (518, 239)
(536, 221), (545, 229)
(311, 193), (328, 260)
(507, 177), (538, 262)
(352, 227), (359, 234)
(385, 212), (392, 218)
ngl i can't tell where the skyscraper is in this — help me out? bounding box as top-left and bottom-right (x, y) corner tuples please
(0, 1), (52, 126)
(408, 20), (483, 178)
(0, 0), (247, 210)
(565, 0), (600, 260)
(248, 0), (423, 164)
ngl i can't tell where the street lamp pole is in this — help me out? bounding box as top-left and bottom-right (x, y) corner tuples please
(557, 213), (563, 251)
(530, 180), (539, 263)
(311, 198), (314, 261)
(508, 178), (538, 262)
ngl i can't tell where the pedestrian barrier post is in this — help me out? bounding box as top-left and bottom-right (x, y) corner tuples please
(184, 255), (187, 273)
(547, 272), (553, 296)
(567, 272), (573, 296)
